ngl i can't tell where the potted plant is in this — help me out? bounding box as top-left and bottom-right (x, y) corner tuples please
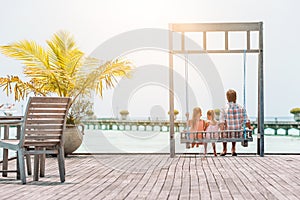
(0, 31), (133, 154)
(168, 109), (179, 120)
(214, 108), (221, 121)
(119, 110), (129, 120)
(290, 108), (300, 122)
(63, 96), (94, 154)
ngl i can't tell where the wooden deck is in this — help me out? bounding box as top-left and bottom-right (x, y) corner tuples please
(0, 154), (300, 199)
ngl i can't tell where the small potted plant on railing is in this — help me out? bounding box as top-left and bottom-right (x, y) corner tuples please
(214, 108), (221, 121)
(120, 110), (129, 120)
(290, 108), (300, 122)
(168, 109), (179, 120)
(0, 103), (16, 116)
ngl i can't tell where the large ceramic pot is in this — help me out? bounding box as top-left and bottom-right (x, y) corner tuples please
(294, 113), (300, 122)
(120, 114), (128, 120)
(63, 124), (84, 155)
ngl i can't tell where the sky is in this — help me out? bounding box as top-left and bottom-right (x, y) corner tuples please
(0, 0), (299, 119)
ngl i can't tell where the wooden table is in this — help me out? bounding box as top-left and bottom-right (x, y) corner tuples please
(0, 116), (23, 178)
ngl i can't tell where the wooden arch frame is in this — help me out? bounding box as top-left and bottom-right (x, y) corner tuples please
(168, 22), (264, 157)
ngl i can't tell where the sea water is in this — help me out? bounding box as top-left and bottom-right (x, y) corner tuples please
(1, 124), (299, 161)
(74, 130), (300, 154)
(0, 127), (18, 160)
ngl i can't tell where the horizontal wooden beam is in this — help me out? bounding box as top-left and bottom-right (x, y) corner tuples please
(0, 170), (18, 173)
(24, 150), (59, 155)
(170, 22), (261, 32)
(172, 49), (259, 54)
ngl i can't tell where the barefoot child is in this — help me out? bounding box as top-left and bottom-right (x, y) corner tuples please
(205, 110), (218, 156)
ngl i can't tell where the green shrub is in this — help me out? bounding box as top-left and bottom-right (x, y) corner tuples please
(168, 109), (179, 115)
(120, 110), (129, 115)
(290, 108), (300, 114)
(214, 108), (220, 115)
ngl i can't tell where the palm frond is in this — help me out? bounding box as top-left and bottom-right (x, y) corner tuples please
(0, 40), (49, 69)
(94, 59), (133, 96)
(0, 31), (133, 107)
(67, 49), (85, 76)
(52, 31), (76, 53)
(0, 76), (40, 101)
(47, 40), (67, 70)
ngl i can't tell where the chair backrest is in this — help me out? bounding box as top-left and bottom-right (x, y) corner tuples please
(20, 97), (71, 148)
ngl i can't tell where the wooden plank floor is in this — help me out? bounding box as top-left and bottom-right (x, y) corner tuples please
(0, 154), (300, 200)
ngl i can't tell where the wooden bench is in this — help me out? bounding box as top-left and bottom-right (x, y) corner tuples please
(180, 129), (253, 146)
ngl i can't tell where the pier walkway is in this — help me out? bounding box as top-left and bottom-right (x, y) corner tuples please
(0, 154), (299, 199)
(83, 119), (300, 136)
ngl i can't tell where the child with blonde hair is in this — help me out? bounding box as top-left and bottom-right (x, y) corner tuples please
(187, 107), (205, 148)
(205, 110), (218, 156)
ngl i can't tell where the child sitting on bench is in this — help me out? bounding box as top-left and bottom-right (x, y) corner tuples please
(205, 110), (218, 156)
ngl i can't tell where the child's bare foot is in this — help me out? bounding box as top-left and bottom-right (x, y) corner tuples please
(186, 143), (190, 149)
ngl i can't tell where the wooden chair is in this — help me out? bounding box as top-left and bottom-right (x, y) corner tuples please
(0, 97), (71, 184)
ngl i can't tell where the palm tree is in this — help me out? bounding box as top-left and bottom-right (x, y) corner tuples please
(0, 31), (133, 110)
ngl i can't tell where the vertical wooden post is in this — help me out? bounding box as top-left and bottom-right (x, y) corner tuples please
(16, 124), (21, 179)
(169, 26), (175, 158)
(258, 22), (264, 157)
(2, 125), (9, 177)
(247, 31), (251, 50)
(181, 32), (185, 51)
(225, 31), (229, 50)
(203, 31), (207, 50)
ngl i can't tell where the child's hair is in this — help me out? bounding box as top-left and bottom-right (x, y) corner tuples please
(207, 110), (215, 120)
(207, 110), (217, 125)
(226, 89), (237, 103)
(191, 107), (202, 129)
